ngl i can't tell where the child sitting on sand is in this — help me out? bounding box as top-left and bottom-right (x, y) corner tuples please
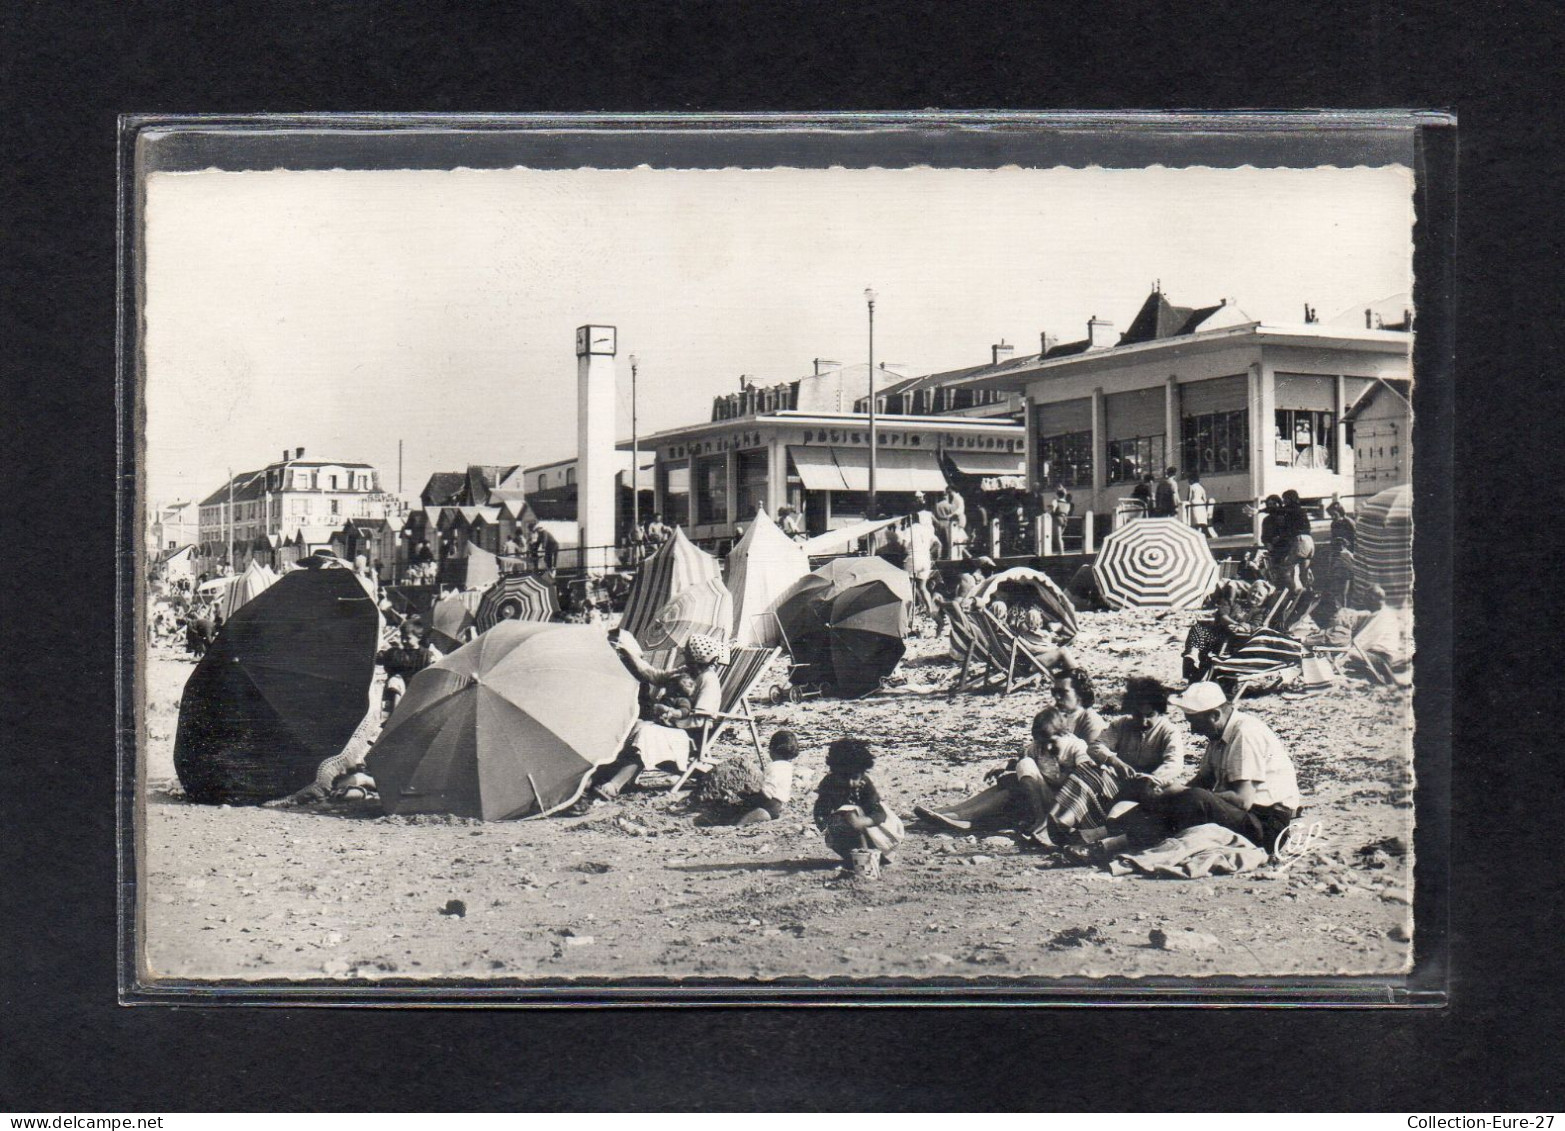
(694, 729), (802, 826)
(650, 671), (699, 727)
(812, 737), (904, 867)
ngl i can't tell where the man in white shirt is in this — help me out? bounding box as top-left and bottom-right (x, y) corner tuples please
(1099, 682), (1302, 853)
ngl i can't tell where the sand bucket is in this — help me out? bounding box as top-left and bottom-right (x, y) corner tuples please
(849, 848), (882, 878)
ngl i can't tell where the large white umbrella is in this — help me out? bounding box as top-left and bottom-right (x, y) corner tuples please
(726, 509), (810, 646)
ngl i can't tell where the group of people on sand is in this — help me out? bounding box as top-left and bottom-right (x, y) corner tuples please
(914, 671), (1300, 863)
(543, 617), (1301, 872)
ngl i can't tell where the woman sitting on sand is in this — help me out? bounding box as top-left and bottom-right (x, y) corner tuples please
(1052, 669), (1108, 744)
(567, 632), (726, 814)
(1027, 676), (1184, 848)
(913, 707), (1088, 834)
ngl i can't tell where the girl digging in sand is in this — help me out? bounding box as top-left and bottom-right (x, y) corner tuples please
(812, 737), (904, 870)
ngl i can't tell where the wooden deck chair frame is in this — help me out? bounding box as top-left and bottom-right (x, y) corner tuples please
(667, 644), (781, 795)
(979, 606), (1061, 696)
(944, 600), (1006, 699)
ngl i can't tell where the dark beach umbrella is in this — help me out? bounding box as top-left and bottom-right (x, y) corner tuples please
(429, 589), (481, 651)
(173, 568), (381, 805)
(774, 556), (913, 698)
(367, 621), (641, 820)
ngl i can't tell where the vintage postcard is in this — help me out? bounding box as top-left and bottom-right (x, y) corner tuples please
(129, 116), (1424, 998)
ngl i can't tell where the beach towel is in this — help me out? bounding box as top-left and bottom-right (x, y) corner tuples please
(1108, 822), (1270, 879)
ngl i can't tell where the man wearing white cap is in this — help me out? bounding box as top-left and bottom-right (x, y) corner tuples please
(1097, 681), (1302, 855)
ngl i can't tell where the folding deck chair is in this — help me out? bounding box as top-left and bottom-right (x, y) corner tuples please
(944, 600), (1008, 699)
(978, 607), (1071, 697)
(667, 644), (782, 794)
(1208, 628), (1307, 703)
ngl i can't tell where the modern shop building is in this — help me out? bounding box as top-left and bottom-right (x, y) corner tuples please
(955, 290), (1413, 535)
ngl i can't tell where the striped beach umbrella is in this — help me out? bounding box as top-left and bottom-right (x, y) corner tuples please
(476, 574), (560, 631)
(1093, 518), (1219, 610)
(618, 527), (723, 649)
(641, 575), (733, 655)
(1351, 484), (1412, 607)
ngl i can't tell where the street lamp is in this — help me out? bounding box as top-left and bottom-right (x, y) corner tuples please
(864, 286), (878, 521)
(629, 353), (640, 547)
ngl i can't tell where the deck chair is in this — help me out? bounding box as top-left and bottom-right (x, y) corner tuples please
(1209, 628), (1306, 703)
(977, 607), (1050, 697)
(667, 644), (781, 794)
(944, 600), (1006, 699)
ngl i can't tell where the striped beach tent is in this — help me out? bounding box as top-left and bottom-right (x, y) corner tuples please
(618, 527), (724, 649)
(1352, 483), (1412, 607)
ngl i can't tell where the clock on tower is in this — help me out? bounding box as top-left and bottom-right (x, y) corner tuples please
(575, 325), (617, 357)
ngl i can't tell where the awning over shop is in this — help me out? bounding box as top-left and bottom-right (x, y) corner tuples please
(944, 450), (1027, 477)
(789, 447), (849, 491)
(788, 446), (948, 493)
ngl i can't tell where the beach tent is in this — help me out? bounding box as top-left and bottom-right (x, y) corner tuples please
(618, 527), (723, 649)
(368, 621), (641, 820)
(173, 568), (381, 805)
(774, 556), (913, 699)
(221, 559), (278, 623)
(1092, 518), (1219, 610)
(1351, 483), (1412, 607)
(725, 509), (810, 646)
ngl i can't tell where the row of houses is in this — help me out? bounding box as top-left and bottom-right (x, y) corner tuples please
(158, 284), (1413, 584)
(622, 287), (1413, 551)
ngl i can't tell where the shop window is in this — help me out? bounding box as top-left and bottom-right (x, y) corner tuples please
(1106, 435), (1166, 485)
(1275, 409), (1335, 470)
(1180, 409), (1250, 476)
(694, 454), (729, 525)
(736, 448), (769, 520)
(1037, 431), (1093, 489)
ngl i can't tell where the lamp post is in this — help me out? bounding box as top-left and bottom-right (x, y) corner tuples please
(629, 353), (640, 548)
(864, 286), (878, 521)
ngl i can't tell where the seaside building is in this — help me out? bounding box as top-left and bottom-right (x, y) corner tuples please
(195, 447), (404, 569)
(956, 288), (1413, 538)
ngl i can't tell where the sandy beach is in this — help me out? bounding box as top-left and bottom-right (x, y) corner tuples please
(137, 606), (1414, 985)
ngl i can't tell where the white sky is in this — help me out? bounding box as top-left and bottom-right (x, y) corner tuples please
(143, 164), (1413, 505)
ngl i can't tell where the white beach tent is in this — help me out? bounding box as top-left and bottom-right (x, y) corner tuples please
(725, 509), (810, 646)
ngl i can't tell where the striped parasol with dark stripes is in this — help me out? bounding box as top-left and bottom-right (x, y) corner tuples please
(476, 574), (560, 631)
(1093, 518), (1219, 610)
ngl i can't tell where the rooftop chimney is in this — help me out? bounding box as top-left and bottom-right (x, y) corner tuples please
(1365, 309), (1373, 329)
(283, 449), (290, 461)
(813, 358), (841, 376)
(991, 339), (1015, 365)
(1086, 315), (1116, 351)
(295, 446), (305, 459)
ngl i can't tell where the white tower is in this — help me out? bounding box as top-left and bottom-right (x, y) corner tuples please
(575, 324), (618, 572)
